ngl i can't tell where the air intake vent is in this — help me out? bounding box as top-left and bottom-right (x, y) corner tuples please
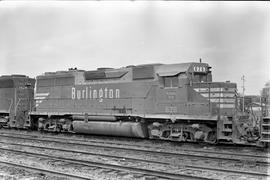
(132, 65), (155, 80)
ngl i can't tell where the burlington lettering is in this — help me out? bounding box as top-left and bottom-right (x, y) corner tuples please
(71, 86), (120, 100)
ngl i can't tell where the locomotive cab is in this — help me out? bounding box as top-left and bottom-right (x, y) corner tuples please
(148, 63), (219, 142)
(149, 62), (253, 144)
(158, 62), (212, 88)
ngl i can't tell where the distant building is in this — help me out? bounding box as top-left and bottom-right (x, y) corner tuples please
(237, 81), (270, 117)
(261, 81), (270, 116)
(238, 95), (263, 114)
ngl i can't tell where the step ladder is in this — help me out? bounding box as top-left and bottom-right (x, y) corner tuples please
(261, 117), (270, 143)
(217, 116), (233, 141)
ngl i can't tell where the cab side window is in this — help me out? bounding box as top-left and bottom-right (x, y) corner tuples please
(164, 76), (178, 88)
(193, 74), (208, 83)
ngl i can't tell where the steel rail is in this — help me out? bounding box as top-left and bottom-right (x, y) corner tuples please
(0, 160), (91, 180)
(0, 133), (268, 165)
(0, 141), (169, 165)
(31, 134), (270, 158)
(0, 131), (267, 159)
(0, 147), (211, 180)
(0, 141), (268, 177)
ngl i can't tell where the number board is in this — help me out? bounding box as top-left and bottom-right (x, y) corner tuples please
(193, 65), (207, 73)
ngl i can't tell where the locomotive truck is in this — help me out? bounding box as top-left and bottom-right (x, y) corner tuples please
(0, 62), (264, 145)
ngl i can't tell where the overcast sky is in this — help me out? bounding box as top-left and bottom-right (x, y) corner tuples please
(0, 2), (269, 95)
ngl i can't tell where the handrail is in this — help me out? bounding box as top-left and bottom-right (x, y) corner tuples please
(8, 98), (13, 113)
(14, 98), (21, 117)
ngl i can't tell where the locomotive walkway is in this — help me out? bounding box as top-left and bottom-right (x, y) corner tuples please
(0, 131), (268, 179)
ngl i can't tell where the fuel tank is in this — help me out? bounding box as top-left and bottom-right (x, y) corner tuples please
(72, 121), (148, 138)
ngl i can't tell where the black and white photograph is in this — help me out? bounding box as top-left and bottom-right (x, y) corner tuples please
(0, 1), (269, 180)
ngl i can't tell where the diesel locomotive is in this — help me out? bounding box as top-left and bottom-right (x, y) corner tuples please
(0, 62), (267, 145)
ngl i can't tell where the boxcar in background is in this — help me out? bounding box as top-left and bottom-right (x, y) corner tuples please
(0, 75), (35, 128)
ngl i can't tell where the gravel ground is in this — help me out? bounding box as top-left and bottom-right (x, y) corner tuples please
(0, 135), (268, 174)
(0, 164), (69, 180)
(0, 129), (269, 180)
(0, 151), (265, 180)
(0, 150), (171, 180)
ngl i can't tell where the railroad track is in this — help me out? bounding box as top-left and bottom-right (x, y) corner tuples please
(4, 130), (267, 156)
(0, 140), (268, 178)
(0, 146), (214, 180)
(0, 131), (269, 165)
(0, 160), (90, 180)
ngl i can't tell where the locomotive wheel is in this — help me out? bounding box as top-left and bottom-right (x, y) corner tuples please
(44, 124), (50, 131)
(205, 131), (217, 144)
(188, 132), (195, 142)
(162, 130), (171, 139)
(55, 126), (61, 133)
(181, 132), (189, 141)
(68, 124), (74, 132)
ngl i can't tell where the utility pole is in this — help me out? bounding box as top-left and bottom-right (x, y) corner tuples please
(241, 75), (245, 112)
